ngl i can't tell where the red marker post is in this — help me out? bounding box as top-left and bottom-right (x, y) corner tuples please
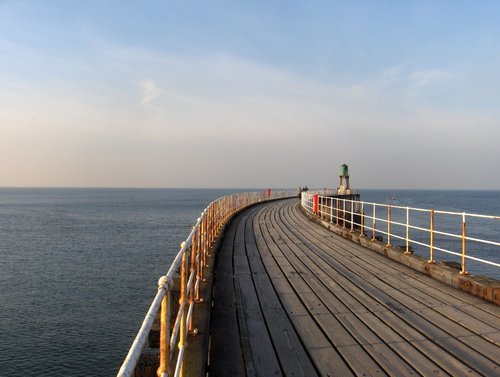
(267, 188), (271, 198)
(313, 194), (319, 214)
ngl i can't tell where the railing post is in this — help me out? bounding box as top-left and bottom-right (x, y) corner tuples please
(342, 200), (346, 229)
(204, 220), (208, 268)
(195, 219), (202, 301)
(405, 207), (411, 254)
(329, 197), (333, 223)
(387, 206), (391, 247)
(206, 208), (210, 263)
(178, 248), (188, 377)
(360, 202), (364, 237)
(208, 205), (213, 246)
(336, 199), (339, 225)
(198, 217), (205, 281)
(460, 213), (468, 275)
(350, 199), (354, 232)
(212, 203), (216, 242)
(157, 278), (171, 377)
(428, 209), (435, 263)
(372, 203), (376, 241)
(214, 201), (219, 231)
(189, 230), (196, 332)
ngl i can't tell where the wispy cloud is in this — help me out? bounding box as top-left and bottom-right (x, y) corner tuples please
(139, 79), (161, 108)
(407, 69), (453, 96)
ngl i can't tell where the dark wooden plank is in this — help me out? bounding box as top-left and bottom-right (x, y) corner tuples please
(209, 216), (246, 377)
(258, 302), (320, 377)
(290, 314), (355, 376)
(234, 275), (282, 376)
(233, 212), (251, 276)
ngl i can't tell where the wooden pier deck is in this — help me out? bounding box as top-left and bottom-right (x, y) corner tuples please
(208, 198), (500, 376)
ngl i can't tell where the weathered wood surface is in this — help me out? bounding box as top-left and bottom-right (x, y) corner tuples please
(208, 199), (500, 376)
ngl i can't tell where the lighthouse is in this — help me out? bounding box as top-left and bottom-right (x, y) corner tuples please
(337, 163), (351, 195)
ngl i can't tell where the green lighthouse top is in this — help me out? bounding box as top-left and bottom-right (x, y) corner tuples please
(339, 164), (349, 177)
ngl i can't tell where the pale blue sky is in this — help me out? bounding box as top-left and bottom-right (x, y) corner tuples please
(1, 1), (499, 189)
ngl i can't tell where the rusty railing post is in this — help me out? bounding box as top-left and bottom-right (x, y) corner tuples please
(195, 219), (202, 301)
(428, 209), (435, 263)
(461, 213), (468, 275)
(189, 230), (196, 332)
(157, 277), (171, 377)
(201, 217), (206, 281)
(178, 248), (188, 377)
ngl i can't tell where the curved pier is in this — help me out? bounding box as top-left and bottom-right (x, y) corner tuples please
(209, 199), (500, 376)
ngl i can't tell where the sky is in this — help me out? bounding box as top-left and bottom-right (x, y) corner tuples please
(1, 1), (499, 189)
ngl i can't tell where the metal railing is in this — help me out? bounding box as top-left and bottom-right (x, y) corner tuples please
(301, 192), (500, 276)
(117, 190), (293, 377)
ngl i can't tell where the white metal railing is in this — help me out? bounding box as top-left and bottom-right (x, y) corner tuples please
(117, 190), (294, 377)
(301, 192), (500, 276)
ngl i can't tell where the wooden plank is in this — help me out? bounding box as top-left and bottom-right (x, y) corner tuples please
(234, 275), (282, 376)
(291, 315), (354, 376)
(314, 314), (386, 376)
(209, 217), (245, 377)
(233, 213), (251, 276)
(261, 305), (319, 377)
(234, 276), (256, 377)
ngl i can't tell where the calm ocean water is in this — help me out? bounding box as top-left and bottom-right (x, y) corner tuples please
(0, 188), (498, 376)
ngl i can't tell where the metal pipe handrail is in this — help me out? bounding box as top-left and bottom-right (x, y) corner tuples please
(360, 212), (500, 247)
(301, 193), (500, 275)
(117, 189), (295, 377)
(116, 287), (167, 377)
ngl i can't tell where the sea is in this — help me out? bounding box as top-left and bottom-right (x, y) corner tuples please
(0, 188), (498, 376)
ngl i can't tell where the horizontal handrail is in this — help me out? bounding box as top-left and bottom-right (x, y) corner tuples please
(301, 193), (500, 276)
(117, 189), (295, 377)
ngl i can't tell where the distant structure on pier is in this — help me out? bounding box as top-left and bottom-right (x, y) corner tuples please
(337, 163), (351, 195)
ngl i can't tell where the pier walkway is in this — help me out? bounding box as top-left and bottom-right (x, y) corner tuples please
(209, 198), (500, 376)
